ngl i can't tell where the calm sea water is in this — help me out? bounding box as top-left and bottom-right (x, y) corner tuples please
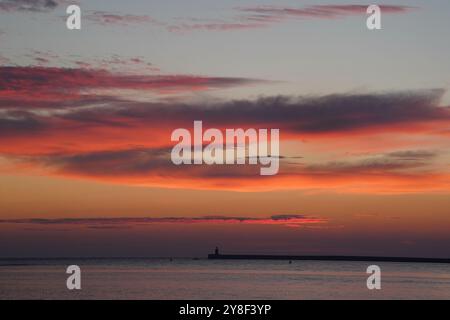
(0, 258), (449, 299)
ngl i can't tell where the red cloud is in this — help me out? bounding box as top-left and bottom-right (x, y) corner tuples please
(0, 66), (264, 109)
(1, 69), (449, 194)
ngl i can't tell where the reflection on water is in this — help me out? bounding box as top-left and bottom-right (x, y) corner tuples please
(0, 258), (449, 299)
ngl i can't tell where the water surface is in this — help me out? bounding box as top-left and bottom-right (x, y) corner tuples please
(1, 258), (449, 299)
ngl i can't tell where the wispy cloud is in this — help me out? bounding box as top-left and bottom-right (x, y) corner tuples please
(0, 2), (415, 33)
(0, 0), (61, 12)
(168, 4), (415, 33)
(304, 156), (432, 174)
(386, 150), (438, 161)
(0, 215), (327, 228)
(167, 21), (266, 33)
(237, 4), (414, 21)
(0, 53), (11, 64)
(0, 65), (264, 109)
(85, 11), (162, 27)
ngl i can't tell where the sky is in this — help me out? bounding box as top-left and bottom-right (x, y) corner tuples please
(0, 0), (450, 258)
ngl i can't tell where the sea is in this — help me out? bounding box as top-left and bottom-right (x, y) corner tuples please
(1, 258), (449, 300)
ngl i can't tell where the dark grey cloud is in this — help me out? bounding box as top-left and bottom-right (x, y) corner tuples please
(0, 111), (45, 136)
(28, 147), (271, 178)
(20, 145), (437, 181)
(0, 0), (59, 12)
(304, 149), (441, 175)
(39, 148), (173, 176)
(304, 157), (429, 175)
(60, 89), (449, 133)
(386, 150), (438, 161)
(1, 89), (449, 161)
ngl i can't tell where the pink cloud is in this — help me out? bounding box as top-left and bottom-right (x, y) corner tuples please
(0, 65), (264, 109)
(237, 4), (414, 20)
(168, 4), (415, 33)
